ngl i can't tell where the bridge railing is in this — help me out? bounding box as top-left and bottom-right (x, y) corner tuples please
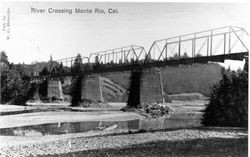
(147, 26), (249, 62)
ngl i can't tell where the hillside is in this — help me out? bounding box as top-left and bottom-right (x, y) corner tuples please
(102, 63), (222, 101)
(161, 63), (222, 96)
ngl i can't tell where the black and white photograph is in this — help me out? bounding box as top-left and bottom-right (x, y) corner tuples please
(0, 1), (249, 156)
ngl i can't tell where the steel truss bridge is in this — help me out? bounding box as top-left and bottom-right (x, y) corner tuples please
(42, 26), (249, 78)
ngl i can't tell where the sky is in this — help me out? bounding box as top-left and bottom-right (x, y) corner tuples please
(0, 2), (249, 69)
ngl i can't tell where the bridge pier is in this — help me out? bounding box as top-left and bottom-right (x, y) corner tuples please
(81, 75), (104, 102)
(140, 68), (165, 105)
(127, 68), (165, 108)
(47, 80), (64, 101)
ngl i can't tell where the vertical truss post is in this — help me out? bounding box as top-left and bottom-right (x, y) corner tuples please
(124, 51), (126, 63)
(178, 36), (181, 60)
(241, 30), (244, 52)
(192, 34), (196, 58)
(112, 50), (114, 63)
(153, 45), (155, 59)
(207, 37), (209, 56)
(210, 30), (213, 56)
(104, 52), (106, 64)
(104, 51), (107, 64)
(121, 49), (123, 63)
(224, 33), (226, 55)
(121, 49), (126, 63)
(165, 40), (168, 60)
(132, 49), (134, 61)
(116, 51), (118, 63)
(126, 50), (130, 63)
(228, 27), (231, 54)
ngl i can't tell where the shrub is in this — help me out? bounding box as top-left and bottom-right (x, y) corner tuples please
(195, 53), (203, 57)
(202, 68), (248, 127)
(181, 52), (189, 59)
(139, 103), (173, 118)
(10, 82), (38, 105)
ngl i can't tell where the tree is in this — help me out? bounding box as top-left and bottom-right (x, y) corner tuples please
(1, 52), (38, 105)
(38, 79), (48, 99)
(70, 76), (83, 106)
(0, 51), (9, 65)
(181, 52), (189, 59)
(202, 68), (248, 127)
(70, 54), (84, 106)
(39, 67), (49, 76)
(169, 53), (179, 60)
(1, 67), (20, 103)
(71, 54), (83, 74)
(195, 53), (203, 58)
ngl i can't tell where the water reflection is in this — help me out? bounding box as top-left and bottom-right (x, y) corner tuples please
(0, 112), (202, 136)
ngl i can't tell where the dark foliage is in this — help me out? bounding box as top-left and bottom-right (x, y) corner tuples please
(0, 51), (9, 64)
(181, 52), (189, 59)
(0, 51), (40, 105)
(139, 103), (172, 118)
(70, 54), (84, 106)
(202, 68), (248, 127)
(169, 53), (179, 60)
(70, 76), (83, 106)
(38, 80), (48, 98)
(62, 84), (71, 95)
(71, 54), (84, 75)
(195, 53), (203, 57)
(1, 66), (22, 104)
(39, 67), (49, 76)
(127, 70), (142, 108)
(10, 82), (38, 105)
(243, 57), (248, 72)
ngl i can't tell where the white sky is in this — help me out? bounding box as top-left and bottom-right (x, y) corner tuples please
(0, 2), (249, 69)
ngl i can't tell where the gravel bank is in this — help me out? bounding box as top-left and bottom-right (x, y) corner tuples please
(0, 127), (247, 157)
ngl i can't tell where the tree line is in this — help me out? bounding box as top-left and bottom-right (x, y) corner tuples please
(0, 51), (37, 104)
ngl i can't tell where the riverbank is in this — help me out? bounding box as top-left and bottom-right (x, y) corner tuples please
(0, 127), (247, 157)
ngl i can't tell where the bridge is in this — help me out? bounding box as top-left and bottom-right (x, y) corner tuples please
(42, 26), (248, 77)
(35, 26), (249, 105)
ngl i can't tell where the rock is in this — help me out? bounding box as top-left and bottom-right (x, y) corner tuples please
(103, 125), (118, 132)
